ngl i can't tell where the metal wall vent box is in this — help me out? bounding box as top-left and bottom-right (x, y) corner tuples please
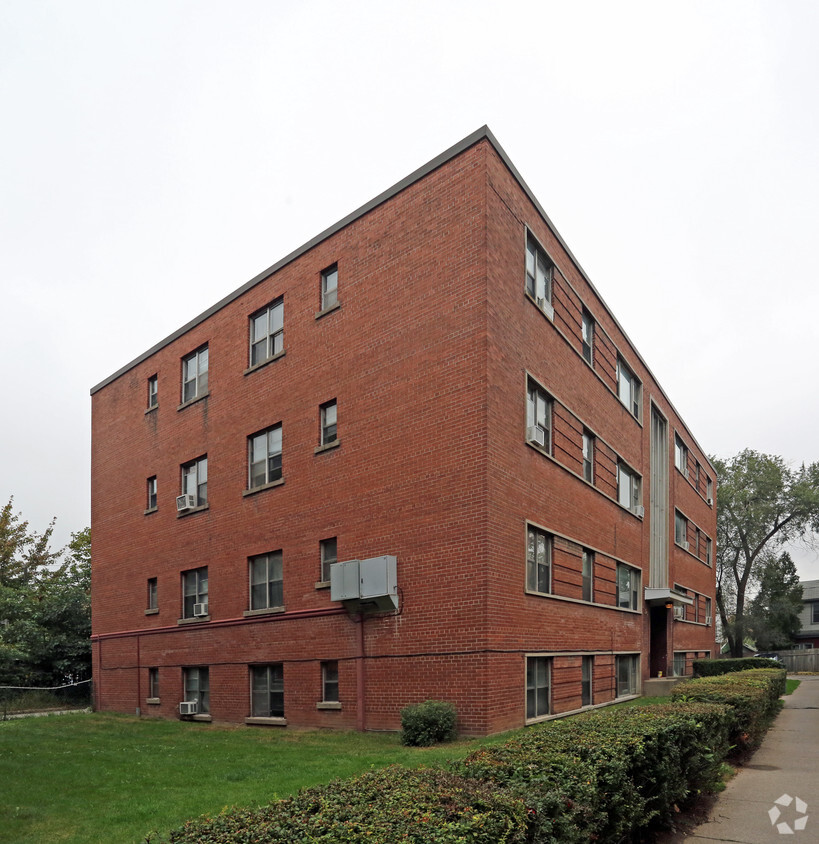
(330, 555), (398, 612)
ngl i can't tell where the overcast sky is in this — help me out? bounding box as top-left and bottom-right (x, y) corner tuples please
(2, 1), (818, 575)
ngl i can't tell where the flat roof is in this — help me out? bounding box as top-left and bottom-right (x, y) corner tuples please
(89, 126), (715, 472)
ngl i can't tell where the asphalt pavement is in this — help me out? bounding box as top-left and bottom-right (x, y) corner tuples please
(683, 674), (819, 843)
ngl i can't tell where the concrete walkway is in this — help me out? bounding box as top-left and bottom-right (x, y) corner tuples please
(684, 675), (819, 843)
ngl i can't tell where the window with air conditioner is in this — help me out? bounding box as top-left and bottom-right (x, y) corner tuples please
(617, 462), (641, 513)
(617, 563), (640, 611)
(180, 456), (207, 508)
(182, 567), (208, 620)
(183, 666), (209, 714)
(617, 358), (641, 420)
(526, 380), (552, 453)
(705, 597), (712, 625)
(525, 232), (554, 318)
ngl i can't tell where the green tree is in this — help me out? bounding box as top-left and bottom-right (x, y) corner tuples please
(713, 450), (819, 657)
(746, 551), (804, 651)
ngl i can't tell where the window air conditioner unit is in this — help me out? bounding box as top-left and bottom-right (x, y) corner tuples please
(706, 615), (712, 626)
(176, 494), (196, 512)
(527, 426), (545, 447)
(683, 541), (690, 551)
(674, 606), (685, 620)
(707, 496), (713, 506)
(536, 297), (546, 310)
(179, 701), (198, 715)
(634, 505), (645, 518)
(193, 602), (209, 617)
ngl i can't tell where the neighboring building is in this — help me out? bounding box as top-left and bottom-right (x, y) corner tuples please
(793, 580), (819, 648)
(90, 127), (717, 735)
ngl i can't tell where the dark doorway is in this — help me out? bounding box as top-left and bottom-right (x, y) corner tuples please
(649, 606), (669, 677)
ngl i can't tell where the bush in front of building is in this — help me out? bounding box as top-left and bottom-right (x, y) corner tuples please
(454, 701), (733, 843)
(671, 667), (786, 748)
(400, 699), (458, 746)
(693, 657), (783, 676)
(161, 765), (528, 844)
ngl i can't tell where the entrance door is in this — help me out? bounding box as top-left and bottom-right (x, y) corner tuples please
(649, 606), (669, 677)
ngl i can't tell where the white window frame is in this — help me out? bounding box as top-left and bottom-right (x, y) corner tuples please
(617, 462), (641, 512)
(582, 430), (594, 483)
(526, 381), (552, 453)
(147, 374), (158, 409)
(526, 525), (552, 595)
(674, 435), (688, 476)
(525, 232), (554, 317)
(582, 548), (594, 602)
(249, 299), (284, 367)
(182, 567), (208, 619)
(617, 357), (641, 419)
(181, 456), (207, 506)
(249, 551), (284, 611)
(147, 476), (157, 510)
(181, 346), (208, 404)
(248, 425), (283, 489)
(251, 664), (284, 718)
(617, 563), (640, 611)
(526, 656), (551, 720)
(321, 264), (338, 311)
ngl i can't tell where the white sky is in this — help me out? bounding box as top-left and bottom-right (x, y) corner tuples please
(2, 1), (818, 575)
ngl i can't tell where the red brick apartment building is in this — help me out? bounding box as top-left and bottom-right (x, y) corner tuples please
(90, 127), (717, 735)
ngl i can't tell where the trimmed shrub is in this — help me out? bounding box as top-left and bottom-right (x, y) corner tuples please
(163, 765), (528, 844)
(455, 701), (733, 843)
(400, 699), (458, 746)
(671, 668), (786, 748)
(693, 657), (782, 677)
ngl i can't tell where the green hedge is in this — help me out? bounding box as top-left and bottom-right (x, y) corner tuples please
(162, 765), (528, 844)
(671, 668), (786, 748)
(400, 699), (458, 746)
(158, 670), (785, 844)
(693, 657), (782, 676)
(455, 702), (732, 843)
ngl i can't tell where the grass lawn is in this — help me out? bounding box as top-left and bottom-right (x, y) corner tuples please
(786, 678), (801, 695)
(0, 712), (508, 844)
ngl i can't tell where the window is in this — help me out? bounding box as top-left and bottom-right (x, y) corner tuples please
(581, 308), (594, 364)
(695, 461), (702, 489)
(582, 549), (594, 602)
(581, 656), (593, 706)
(147, 375), (158, 409)
(617, 564), (639, 610)
(146, 476), (157, 511)
(812, 603), (819, 624)
(183, 667), (209, 714)
(249, 551), (283, 610)
(673, 653), (686, 677)
(526, 526), (551, 594)
(320, 400), (338, 446)
(525, 232), (553, 314)
(617, 462), (641, 512)
(616, 654), (639, 697)
(249, 299), (284, 367)
(181, 346), (208, 404)
(251, 664), (284, 718)
(147, 577), (158, 611)
(526, 381), (552, 452)
(321, 264), (338, 311)
(526, 656), (550, 719)
(617, 358), (641, 419)
(705, 597), (712, 624)
(707, 476), (714, 503)
(706, 536), (713, 565)
(182, 567), (208, 619)
(674, 435), (688, 475)
(248, 425), (282, 488)
(322, 661), (339, 703)
(675, 511), (688, 547)
(582, 430), (594, 483)
(181, 456), (207, 506)
(148, 667), (159, 699)
(320, 537), (337, 583)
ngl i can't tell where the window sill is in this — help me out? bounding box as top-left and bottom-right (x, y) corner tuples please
(243, 606), (286, 618)
(245, 716), (287, 726)
(316, 702), (341, 710)
(144, 507), (158, 516)
(145, 608), (159, 616)
(177, 503), (209, 518)
(243, 478), (285, 497)
(524, 290), (554, 322)
(244, 349), (286, 376)
(177, 615), (211, 625)
(315, 302), (341, 320)
(315, 581), (330, 590)
(314, 440), (340, 455)
(146, 697), (160, 705)
(524, 588), (641, 613)
(177, 391), (210, 412)
(145, 405), (158, 415)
